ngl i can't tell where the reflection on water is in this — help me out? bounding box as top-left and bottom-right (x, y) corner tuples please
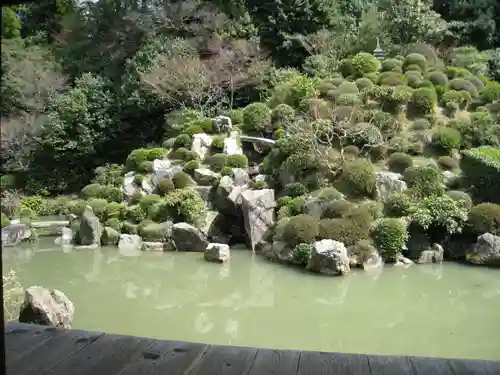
(3, 238), (500, 361)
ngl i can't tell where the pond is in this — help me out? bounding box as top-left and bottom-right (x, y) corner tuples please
(3, 238), (500, 361)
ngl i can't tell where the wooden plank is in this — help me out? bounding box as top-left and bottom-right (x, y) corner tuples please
(41, 333), (156, 375)
(7, 328), (104, 375)
(368, 354), (415, 375)
(5, 324), (67, 366)
(408, 356), (454, 375)
(446, 358), (500, 375)
(247, 348), (300, 375)
(116, 339), (209, 375)
(296, 351), (371, 375)
(189, 345), (258, 375)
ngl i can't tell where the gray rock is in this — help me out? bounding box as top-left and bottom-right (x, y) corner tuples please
(418, 243), (444, 264)
(204, 243), (230, 263)
(223, 131), (243, 155)
(394, 254), (414, 267)
(213, 176), (248, 216)
(362, 250), (383, 271)
(247, 163), (260, 177)
(172, 222), (209, 252)
(407, 230), (432, 259)
(375, 171), (407, 201)
(101, 226), (120, 246)
(194, 168), (220, 185)
(194, 185), (214, 202)
(467, 233), (500, 266)
(307, 240), (350, 276)
(214, 115), (233, 133)
(191, 133), (213, 160)
(241, 189), (275, 250)
(201, 211), (229, 243)
(78, 206), (102, 246)
(142, 241), (166, 252)
(122, 171), (136, 199)
(118, 234), (143, 251)
(151, 163), (183, 186)
(1, 223), (29, 247)
(141, 176), (155, 194)
(19, 286), (74, 329)
(232, 168), (250, 186)
(263, 241), (294, 263)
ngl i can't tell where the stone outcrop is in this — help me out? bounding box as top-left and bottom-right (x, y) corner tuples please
(78, 206), (102, 246)
(18, 286), (74, 329)
(375, 171), (407, 201)
(241, 189), (275, 250)
(194, 168), (220, 185)
(172, 222), (209, 252)
(232, 168), (250, 186)
(204, 243), (230, 263)
(118, 234), (143, 251)
(467, 233), (500, 266)
(306, 240), (350, 276)
(191, 133), (213, 160)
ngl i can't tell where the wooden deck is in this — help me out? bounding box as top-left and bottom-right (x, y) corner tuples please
(5, 322), (500, 375)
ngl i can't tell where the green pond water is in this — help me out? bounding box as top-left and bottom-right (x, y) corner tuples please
(3, 238), (500, 361)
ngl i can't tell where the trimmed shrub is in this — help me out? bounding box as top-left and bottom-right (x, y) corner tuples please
(384, 194), (414, 217)
(336, 159), (376, 198)
(284, 182), (307, 197)
(282, 214), (319, 247)
(349, 124), (383, 148)
(228, 109), (244, 125)
(252, 180), (267, 190)
(157, 178), (175, 195)
(387, 153), (413, 173)
(449, 78), (479, 98)
(292, 243), (313, 266)
(437, 156), (459, 171)
(147, 148), (168, 161)
(405, 71), (423, 88)
(412, 119), (431, 130)
(125, 148), (149, 171)
(137, 161), (154, 174)
(184, 125), (203, 135)
(220, 167), (233, 176)
(428, 71), (448, 86)
(404, 53), (427, 73)
(92, 164), (125, 187)
(81, 183), (104, 199)
(404, 166), (444, 198)
(481, 81), (500, 103)
(344, 145), (360, 158)
(300, 98), (331, 120)
(322, 200), (354, 219)
(86, 198), (108, 222)
(338, 58), (354, 77)
(433, 128), (461, 152)
(382, 59), (403, 72)
(336, 94), (361, 107)
(468, 203), (500, 235)
(355, 77), (374, 92)
(372, 218), (409, 261)
(352, 52), (381, 76)
(369, 85), (412, 114)
(157, 188), (205, 224)
(441, 90), (469, 110)
(464, 75), (484, 90)
(121, 221), (138, 234)
(105, 202), (126, 220)
(183, 160), (200, 174)
(173, 134), (192, 148)
(406, 64), (423, 73)
(409, 87), (437, 116)
(227, 154), (248, 168)
(378, 71), (407, 86)
(271, 104), (295, 128)
(172, 172), (191, 189)
(446, 190), (472, 210)
(318, 207), (372, 246)
(461, 147), (500, 203)
(206, 153), (228, 172)
(138, 222), (171, 242)
(211, 135), (225, 150)
(316, 187), (343, 201)
(125, 205), (147, 224)
(104, 218), (122, 233)
(243, 102), (271, 132)
(101, 186), (124, 203)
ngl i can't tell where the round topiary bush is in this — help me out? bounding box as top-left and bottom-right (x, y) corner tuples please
(355, 77), (374, 92)
(183, 160), (200, 174)
(404, 165), (444, 198)
(173, 134), (192, 149)
(382, 59), (403, 72)
(157, 178), (175, 195)
(409, 87), (437, 116)
(433, 127), (462, 152)
(468, 203), (500, 235)
(292, 243), (313, 266)
(387, 152), (414, 173)
(336, 94), (361, 106)
(172, 172), (191, 189)
(315, 187), (343, 201)
(404, 53), (427, 73)
(352, 52), (381, 76)
(428, 71), (448, 86)
(137, 160), (154, 174)
(405, 71), (423, 88)
(81, 183), (104, 199)
(147, 148), (168, 161)
(336, 81), (359, 95)
(284, 182), (308, 197)
(243, 102), (271, 132)
(282, 214), (319, 247)
(211, 135), (225, 150)
(446, 190), (472, 210)
(322, 200), (354, 219)
(378, 71), (407, 86)
(336, 159), (376, 198)
(411, 118), (431, 130)
(105, 202), (126, 220)
(449, 78), (479, 98)
(227, 154), (248, 168)
(220, 166), (233, 176)
(464, 75), (484, 90)
(206, 153), (228, 172)
(437, 156), (459, 171)
(372, 218), (409, 261)
(271, 104), (295, 128)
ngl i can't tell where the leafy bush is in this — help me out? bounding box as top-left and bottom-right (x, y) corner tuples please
(86, 198), (108, 222)
(139, 194), (161, 211)
(481, 81), (500, 103)
(292, 243), (313, 266)
(158, 188), (205, 225)
(284, 182), (307, 197)
(300, 98), (331, 120)
(382, 59), (403, 72)
(92, 164), (124, 187)
(378, 71), (407, 86)
(220, 167), (233, 176)
(384, 194), (414, 217)
(322, 200), (354, 219)
(352, 52), (381, 76)
(338, 58), (354, 77)
(1, 213), (11, 228)
(336, 159), (376, 198)
(437, 156), (459, 171)
(387, 153), (414, 173)
(355, 78), (373, 92)
(349, 124), (383, 148)
(428, 71), (448, 86)
(282, 215), (319, 247)
(446, 191), (472, 211)
(372, 218), (408, 261)
(211, 135), (225, 150)
(404, 166), (444, 198)
(172, 172), (191, 189)
(105, 202), (126, 220)
(409, 88), (437, 116)
(461, 147), (500, 203)
(252, 180), (267, 190)
(270, 75), (318, 108)
(315, 187), (343, 201)
(441, 90), (469, 110)
(449, 78), (479, 98)
(318, 207), (372, 246)
(206, 153), (228, 172)
(227, 154), (248, 168)
(125, 149), (149, 171)
(173, 134), (192, 149)
(404, 53), (427, 73)
(243, 102), (271, 132)
(468, 203), (500, 235)
(412, 119), (431, 130)
(157, 178), (175, 195)
(271, 104), (295, 128)
(433, 128), (462, 152)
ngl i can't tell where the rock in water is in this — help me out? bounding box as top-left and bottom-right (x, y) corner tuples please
(101, 226), (120, 246)
(118, 234), (143, 251)
(375, 171), (407, 201)
(172, 222), (209, 252)
(78, 206), (102, 246)
(204, 243), (230, 263)
(467, 233), (500, 266)
(241, 189), (275, 250)
(18, 286), (74, 329)
(418, 243), (444, 264)
(307, 240), (350, 276)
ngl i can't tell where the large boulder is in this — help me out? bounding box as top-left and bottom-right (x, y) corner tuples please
(232, 168), (250, 186)
(213, 176), (248, 216)
(172, 222), (209, 252)
(375, 171), (407, 201)
(467, 233), (500, 266)
(191, 133), (213, 160)
(201, 211), (229, 243)
(362, 250), (383, 271)
(100, 226), (120, 246)
(78, 206), (102, 246)
(223, 131), (243, 155)
(118, 234), (143, 251)
(241, 189), (275, 250)
(122, 171), (136, 199)
(194, 168), (220, 185)
(307, 240), (350, 276)
(417, 243), (444, 264)
(214, 115), (233, 133)
(18, 286), (74, 329)
(204, 243), (230, 263)
(261, 241), (294, 264)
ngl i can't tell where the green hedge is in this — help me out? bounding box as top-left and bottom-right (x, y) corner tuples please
(461, 147), (500, 203)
